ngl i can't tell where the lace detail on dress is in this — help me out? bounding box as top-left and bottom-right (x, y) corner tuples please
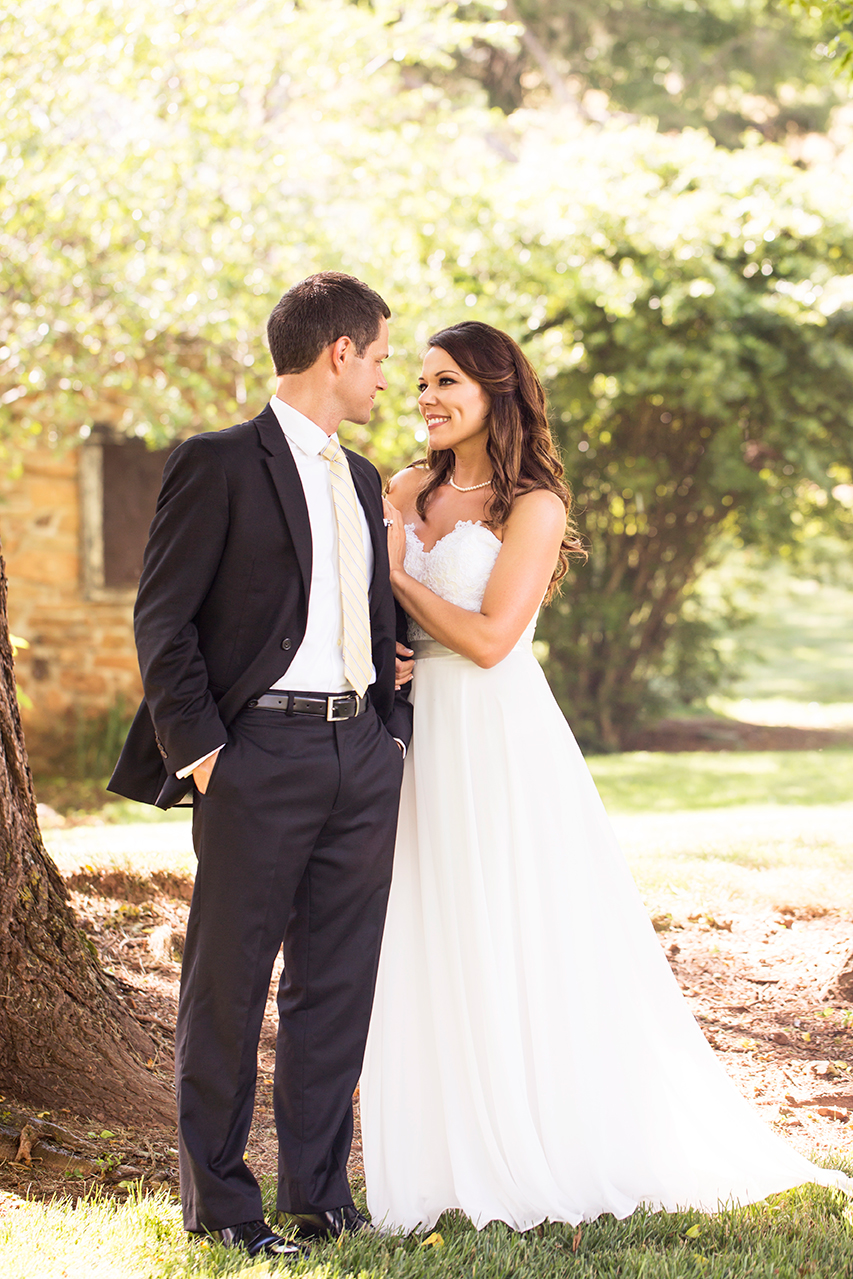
(404, 520), (502, 644)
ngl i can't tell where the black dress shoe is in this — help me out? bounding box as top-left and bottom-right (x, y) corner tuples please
(215, 1219), (306, 1259)
(282, 1205), (372, 1240)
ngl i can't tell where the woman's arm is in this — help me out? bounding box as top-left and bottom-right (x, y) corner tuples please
(385, 488), (566, 668)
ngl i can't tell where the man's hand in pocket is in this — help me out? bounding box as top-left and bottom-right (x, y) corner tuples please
(193, 748), (221, 794)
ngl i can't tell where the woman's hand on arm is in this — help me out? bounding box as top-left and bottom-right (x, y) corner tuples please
(388, 489), (566, 668)
(384, 496), (408, 575)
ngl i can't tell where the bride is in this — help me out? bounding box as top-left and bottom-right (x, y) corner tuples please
(359, 320), (851, 1234)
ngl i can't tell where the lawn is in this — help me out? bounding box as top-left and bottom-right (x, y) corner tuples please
(698, 553), (853, 731)
(14, 747), (851, 1278)
(43, 749), (853, 918)
(589, 748), (853, 811)
(589, 749), (853, 915)
(3, 1178), (853, 1279)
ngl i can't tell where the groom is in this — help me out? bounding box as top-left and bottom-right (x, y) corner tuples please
(109, 272), (413, 1259)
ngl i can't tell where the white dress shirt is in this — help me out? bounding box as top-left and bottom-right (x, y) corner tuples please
(268, 395), (375, 693)
(177, 397), (378, 778)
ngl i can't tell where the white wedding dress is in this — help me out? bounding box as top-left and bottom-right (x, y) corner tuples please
(360, 520), (851, 1234)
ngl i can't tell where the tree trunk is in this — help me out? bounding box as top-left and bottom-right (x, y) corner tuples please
(0, 543), (174, 1124)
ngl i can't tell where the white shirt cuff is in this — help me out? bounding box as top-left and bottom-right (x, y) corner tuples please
(176, 745), (225, 779)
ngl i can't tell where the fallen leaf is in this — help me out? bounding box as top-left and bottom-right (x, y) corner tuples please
(420, 1232), (444, 1248)
(705, 916), (732, 931)
(14, 1124), (37, 1166)
(684, 1223), (702, 1239)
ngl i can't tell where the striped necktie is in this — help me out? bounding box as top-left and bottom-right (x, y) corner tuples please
(321, 439), (372, 697)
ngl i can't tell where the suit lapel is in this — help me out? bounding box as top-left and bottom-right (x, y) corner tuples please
(256, 406), (312, 601)
(348, 452), (384, 591)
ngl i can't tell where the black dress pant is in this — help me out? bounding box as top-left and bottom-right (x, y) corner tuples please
(175, 702), (404, 1232)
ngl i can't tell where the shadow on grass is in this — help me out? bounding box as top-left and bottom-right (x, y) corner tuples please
(589, 749), (853, 813)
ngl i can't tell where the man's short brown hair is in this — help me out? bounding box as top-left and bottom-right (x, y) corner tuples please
(267, 272), (391, 375)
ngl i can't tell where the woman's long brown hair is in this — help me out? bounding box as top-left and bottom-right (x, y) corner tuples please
(414, 321), (586, 600)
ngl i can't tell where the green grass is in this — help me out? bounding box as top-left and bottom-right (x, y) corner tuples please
(40, 750), (852, 915)
(34, 777), (192, 824)
(727, 575), (853, 707)
(614, 804), (853, 916)
(583, 749), (853, 915)
(3, 1178), (853, 1279)
(697, 555), (853, 709)
(14, 748), (853, 1276)
(587, 748), (853, 812)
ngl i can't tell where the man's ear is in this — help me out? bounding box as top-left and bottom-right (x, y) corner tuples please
(330, 335), (353, 372)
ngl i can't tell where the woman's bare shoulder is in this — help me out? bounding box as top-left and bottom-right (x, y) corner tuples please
(507, 486), (567, 531)
(387, 464), (431, 501)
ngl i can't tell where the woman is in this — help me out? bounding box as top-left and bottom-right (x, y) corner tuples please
(359, 321), (851, 1234)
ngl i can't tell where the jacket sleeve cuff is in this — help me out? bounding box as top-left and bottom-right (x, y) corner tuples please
(176, 744), (225, 779)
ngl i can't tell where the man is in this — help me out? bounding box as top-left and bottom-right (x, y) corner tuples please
(109, 273), (413, 1260)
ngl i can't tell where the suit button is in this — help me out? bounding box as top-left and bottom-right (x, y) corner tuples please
(281, 638), (292, 650)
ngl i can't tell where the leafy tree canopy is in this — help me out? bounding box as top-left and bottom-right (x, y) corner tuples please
(0, 0), (503, 458)
(783, 1), (853, 75)
(409, 115), (853, 740)
(2, 0), (852, 744)
(433, 0), (841, 147)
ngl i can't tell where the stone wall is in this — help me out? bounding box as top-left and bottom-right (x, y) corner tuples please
(0, 446), (142, 771)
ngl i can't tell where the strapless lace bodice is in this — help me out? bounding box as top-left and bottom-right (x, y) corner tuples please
(404, 520), (537, 648)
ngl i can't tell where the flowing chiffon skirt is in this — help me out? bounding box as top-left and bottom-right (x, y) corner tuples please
(360, 641), (851, 1233)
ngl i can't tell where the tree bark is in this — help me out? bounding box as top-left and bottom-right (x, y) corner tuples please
(0, 542), (174, 1124)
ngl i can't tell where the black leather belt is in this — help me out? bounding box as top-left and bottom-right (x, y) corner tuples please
(248, 691), (368, 721)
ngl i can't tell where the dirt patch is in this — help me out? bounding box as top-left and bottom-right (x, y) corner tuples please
(657, 905), (853, 1163)
(624, 718), (853, 753)
(3, 871), (852, 1208)
(65, 868), (194, 904)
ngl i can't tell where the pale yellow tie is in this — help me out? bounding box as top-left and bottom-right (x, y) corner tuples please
(321, 439), (372, 697)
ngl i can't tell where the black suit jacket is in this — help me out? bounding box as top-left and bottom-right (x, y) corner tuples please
(108, 404), (413, 809)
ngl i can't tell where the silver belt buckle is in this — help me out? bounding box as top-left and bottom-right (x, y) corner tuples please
(326, 694), (353, 722)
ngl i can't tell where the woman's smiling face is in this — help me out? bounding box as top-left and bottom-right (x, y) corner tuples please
(417, 347), (490, 452)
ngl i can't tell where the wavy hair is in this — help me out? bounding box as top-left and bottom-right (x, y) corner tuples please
(415, 321), (586, 600)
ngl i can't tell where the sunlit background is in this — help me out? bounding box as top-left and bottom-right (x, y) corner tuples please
(2, 0), (853, 766)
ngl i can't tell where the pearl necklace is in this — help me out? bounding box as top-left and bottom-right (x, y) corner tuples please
(448, 473), (493, 492)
